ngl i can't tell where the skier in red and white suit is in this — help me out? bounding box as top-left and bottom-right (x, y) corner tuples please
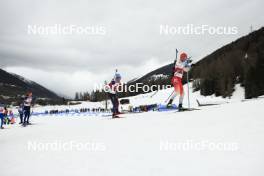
(167, 52), (190, 110)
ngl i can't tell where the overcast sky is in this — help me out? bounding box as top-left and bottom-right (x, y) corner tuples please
(0, 0), (263, 97)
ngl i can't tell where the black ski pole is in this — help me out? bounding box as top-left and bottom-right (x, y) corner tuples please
(186, 57), (192, 109)
(164, 89), (175, 103)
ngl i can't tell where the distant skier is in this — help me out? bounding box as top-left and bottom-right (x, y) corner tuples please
(23, 92), (33, 126)
(0, 108), (4, 129)
(167, 52), (191, 111)
(18, 103), (24, 124)
(106, 72), (122, 118)
(9, 110), (15, 124)
(3, 107), (9, 125)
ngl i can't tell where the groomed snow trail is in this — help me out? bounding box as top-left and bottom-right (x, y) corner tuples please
(1, 99), (264, 176)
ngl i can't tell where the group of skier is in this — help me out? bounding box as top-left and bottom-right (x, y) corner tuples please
(0, 92), (33, 129)
(1, 51), (191, 122)
(0, 107), (14, 129)
(107, 51), (191, 118)
(0, 107), (15, 129)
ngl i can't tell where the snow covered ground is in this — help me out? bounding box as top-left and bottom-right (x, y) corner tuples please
(1, 85), (264, 176)
(29, 83), (245, 115)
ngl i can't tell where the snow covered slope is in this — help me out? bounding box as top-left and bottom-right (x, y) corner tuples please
(120, 83), (245, 109)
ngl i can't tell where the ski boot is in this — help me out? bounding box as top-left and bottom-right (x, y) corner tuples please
(116, 111), (124, 115)
(166, 99), (174, 108)
(178, 104), (184, 111)
(112, 113), (120, 118)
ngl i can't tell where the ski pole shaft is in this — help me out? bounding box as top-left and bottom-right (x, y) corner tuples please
(165, 89), (175, 103)
(186, 60), (190, 109)
(150, 90), (158, 98)
(176, 49), (178, 60)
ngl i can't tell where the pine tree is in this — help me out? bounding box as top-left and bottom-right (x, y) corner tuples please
(75, 92), (79, 100)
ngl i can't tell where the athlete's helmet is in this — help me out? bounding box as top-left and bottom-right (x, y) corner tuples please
(180, 52), (187, 62)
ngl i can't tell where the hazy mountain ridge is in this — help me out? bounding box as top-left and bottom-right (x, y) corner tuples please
(0, 68), (61, 105)
(126, 27), (264, 99)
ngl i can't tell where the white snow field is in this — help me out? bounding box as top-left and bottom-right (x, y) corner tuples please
(1, 85), (264, 176)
